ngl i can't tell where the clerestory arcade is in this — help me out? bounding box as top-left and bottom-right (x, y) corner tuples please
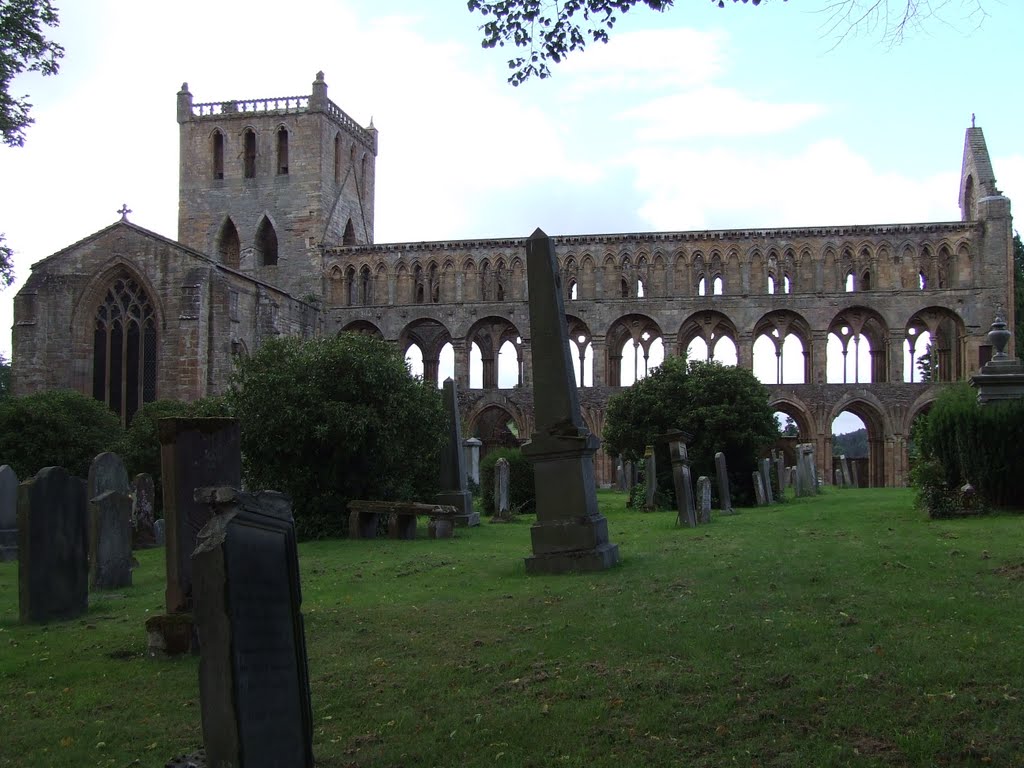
(11, 75), (1014, 491)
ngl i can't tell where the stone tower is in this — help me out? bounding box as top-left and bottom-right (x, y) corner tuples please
(176, 72), (377, 298)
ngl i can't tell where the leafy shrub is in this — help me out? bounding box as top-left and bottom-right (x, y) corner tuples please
(0, 389), (122, 479)
(226, 334), (446, 539)
(115, 396), (231, 517)
(913, 384), (1024, 510)
(479, 447), (534, 516)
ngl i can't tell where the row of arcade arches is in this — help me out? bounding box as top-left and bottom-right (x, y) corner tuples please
(342, 305), (969, 389)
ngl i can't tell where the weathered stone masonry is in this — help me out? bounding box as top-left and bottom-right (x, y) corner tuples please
(11, 75), (1014, 490)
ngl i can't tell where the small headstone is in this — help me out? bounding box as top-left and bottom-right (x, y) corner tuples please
(87, 452), (130, 503)
(696, 476), (712, 524)
(437, 379), (479, 527)
(89, 489), (133, 590)
(132, 473), (158, 549)
(18, 467), (88, 624)
(192, 487), (314, 768)
(494, 457), (511, 520)
(428, 517), (454, 539)
(643, 446), (657, 511)
(462, 437), (482, 486)
(840, 454), (853, 487)
(154, 518), (166, 547)
(775, 452), (787, 493)
(851, 461), (861, 488)
(616, 456), (626, 492)
(834, 468), (844, 487)
(714, 452), (735, 514)
(0, 465), (18, 562)
(752, 472), (767, 506)
(760, 458), (774, 505)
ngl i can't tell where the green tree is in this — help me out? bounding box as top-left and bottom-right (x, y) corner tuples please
(226, 334), (447, 539)
(782, 415), (798, 436)
(1, 0), (65, 287)
(603, 355), (777, 506)
(469, 1), (988, 85)
(0, 388), (122, 479)
(916, 342), (934, 382)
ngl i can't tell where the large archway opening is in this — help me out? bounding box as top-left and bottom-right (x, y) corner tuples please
(827, 307), (889, 384)
(678, 311), (738, 367)
(607, 314), (664, 386)
(753, 311), (810, 384)
(829, 401), (886, 487)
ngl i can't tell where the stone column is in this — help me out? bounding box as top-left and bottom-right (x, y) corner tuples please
(463, 438), (482, 485)
(453, 338), (470, 389)
(521, 229), (619, 574)
(591, 336), (607, 388)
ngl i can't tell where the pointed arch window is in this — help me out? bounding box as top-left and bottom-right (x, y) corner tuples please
(360, 265), (373, 305)
(343, 219), (356, 246)
(243, 129), (257, 178)
(93, 273), (157, 424)
(217, 219), (240, 269)
(276, 127), (289, 175)
(255, 218), (278, 266)
(212, 130), (224, 180)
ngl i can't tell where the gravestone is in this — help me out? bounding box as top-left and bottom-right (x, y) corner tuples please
(616, 456), (626, 492)
(775, 452), (787, 494)
(643, 446), (657, 511)
(462, 437), (482, 486)
(624, 460), (635, 504)
(663, 430), (696, 528)
(18, 467), (88, 624)
(834, 468), (843, 487)
(154, 518), (165, 546)
(437, 379), (479, 527)
(714, 452), (735, 514)
(521, 228), (619, 573)
(89, 489), (133, 590)
(159, 418), (242, 615)
(494, 457), (511, 520)
(87, 452), (130, 504)
(851, 461), (861, 488)
(752, 472), (767, 506)
(840, 455), (853, 487)
(696, 476), (712, 524)
(132, 473), (158, 549)
(795, 443), (817, 497)
(0, 465), (18, 562)
(192, 487), (314, 768)
(760, 458), (774, 504)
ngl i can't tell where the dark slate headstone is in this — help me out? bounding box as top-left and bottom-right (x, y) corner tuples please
(760, 458), (774, 505)
(696, 476), (712, 525)
(752, 472), (767, 506)
(159, 418), (242, 614)
(154, 518), (165, 547)
(714, 452), (735, 514)
(663, 430), (696, 528)
(0, 465), (18, 562)
(193, 487), (313, 768)
(18, 467), (88, 624)
(437, 379), (479, 527)
(521, 228), (619, 574)
(494, 457), (511, 520)
(89, 490), (133, 590)
(643, 447), (657, 511)
(132, 473), (158, 549)
(87, 452), (130, 503)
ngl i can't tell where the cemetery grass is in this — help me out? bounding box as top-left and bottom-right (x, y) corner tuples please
(1, 490), (1023, 767)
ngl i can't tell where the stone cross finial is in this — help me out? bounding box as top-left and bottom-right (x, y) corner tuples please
(971, 113), (976, 128)
(118, 204), (132, 222)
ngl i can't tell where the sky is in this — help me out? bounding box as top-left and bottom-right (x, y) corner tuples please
(1, 0), (1021, 434)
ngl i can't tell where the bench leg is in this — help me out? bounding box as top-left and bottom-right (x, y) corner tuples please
(388, 512), (417, 540)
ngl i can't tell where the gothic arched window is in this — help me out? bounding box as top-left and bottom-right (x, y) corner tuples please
(212, 130), (224, 180)
(93, 273), (157, 424)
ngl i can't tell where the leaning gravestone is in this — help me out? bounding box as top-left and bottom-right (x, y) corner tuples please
(851, 461), (861, 488)
(494, 457), (511, 520)
(521, 228), (619, 573)
(840, 454), (853, 487)
(714, 452), (735, 514)
(0, 465), (18, 562)
(760, 458), (774, 505)
(752, 472), (767, 506)
(193, 487), (313, 768)
(696, 476), (712, 524)
(89, 489), (133, 590)
(18, 467), (88, 624)
(132, 473), (158, 549)
(663, 430), (696, 528)
(87, 452), (130, 505)
(437, 379), (479, 527)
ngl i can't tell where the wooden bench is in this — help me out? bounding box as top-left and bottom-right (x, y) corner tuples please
(347, 500), (458, 540)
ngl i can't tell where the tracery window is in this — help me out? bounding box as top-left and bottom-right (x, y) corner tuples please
(93, 274), (157, 424)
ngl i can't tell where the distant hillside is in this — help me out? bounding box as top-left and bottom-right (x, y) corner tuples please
(832, 428), (867, 458)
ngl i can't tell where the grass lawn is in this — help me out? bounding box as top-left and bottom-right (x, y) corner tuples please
(1, 488), (1023, 767)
